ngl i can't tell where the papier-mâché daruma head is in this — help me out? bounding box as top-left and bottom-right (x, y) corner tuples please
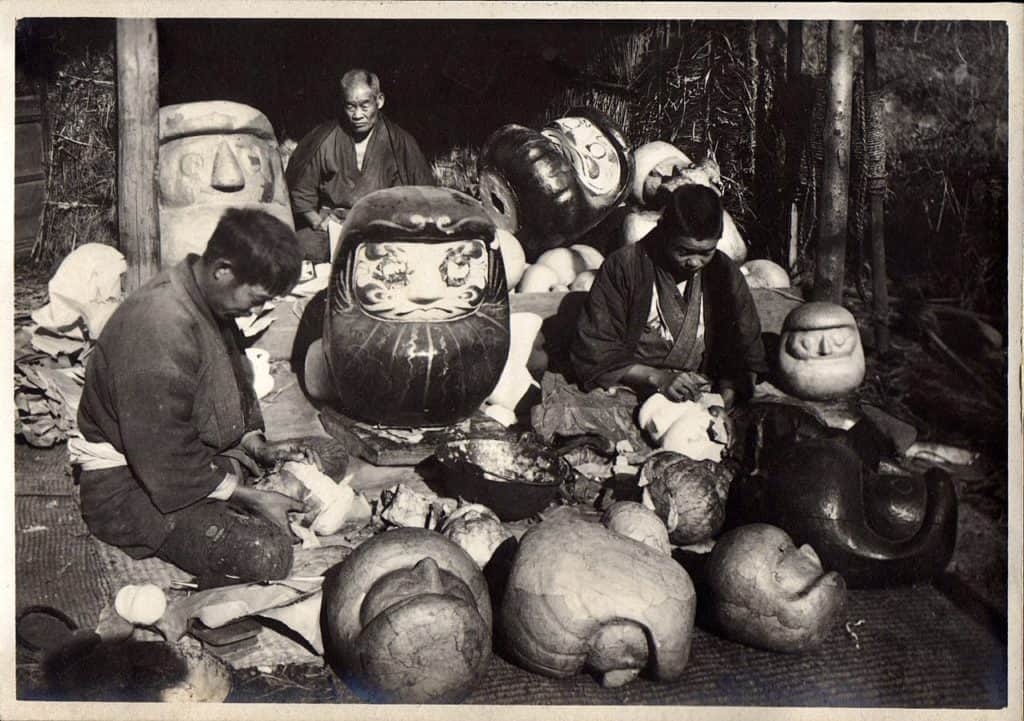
(631, 140), (724, 207)
(777, 302), (865, 400)
(158, 101), (293, 267)
(324, 186), (510, 427)
(478, 109), (632, 260)
(705, 524), (846, 653)
(322, 528), (492, 703)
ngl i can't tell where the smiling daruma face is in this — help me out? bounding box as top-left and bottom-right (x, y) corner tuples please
(777, 302), (865, 400)
(325, 187), (510, 427)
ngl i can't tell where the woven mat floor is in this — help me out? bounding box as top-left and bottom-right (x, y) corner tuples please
(13, 443), (1009, 707)
(462, 584), (1007, 707)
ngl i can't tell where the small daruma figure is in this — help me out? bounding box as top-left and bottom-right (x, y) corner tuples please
(322, 528), (492, 703)
(324, 186), (510, 427)
(706, 524), (846, 653)
(777, 302), (865, 400)
(158, 101), (293, 267)
(478, 109), (632, 260)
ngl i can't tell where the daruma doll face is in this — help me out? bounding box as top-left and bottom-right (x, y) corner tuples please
(353, 240), (488, 321)
(157, 101), (293, 267)
(777, 302), (865, 400)
(541, 116), (624, 199)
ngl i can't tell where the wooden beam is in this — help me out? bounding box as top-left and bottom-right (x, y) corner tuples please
(116, 18), (160, 292)
(813, 20), (856, 304)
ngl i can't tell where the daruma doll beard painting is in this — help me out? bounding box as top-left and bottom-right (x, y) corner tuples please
(354, 240), (488, 321)
(541, 117), (622, 198)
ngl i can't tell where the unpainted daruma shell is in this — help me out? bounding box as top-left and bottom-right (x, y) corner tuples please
(501, 519), (695, 682)
(705, 523), (846, 652)
(741, 259), (790, 289)
(602, 501), (672, 554)
(777, 302), (865, 400)
(322, 528), (492, 703)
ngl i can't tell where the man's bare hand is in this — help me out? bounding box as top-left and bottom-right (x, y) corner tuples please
(230, 486), (304, 532)
(242, 434), (324, 472)
(657, 370), (711, 403)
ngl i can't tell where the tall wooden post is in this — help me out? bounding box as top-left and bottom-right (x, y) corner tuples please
(813, 20), (856, 304)
(785, 21), (803, 270)
(116, 18), (160, 292)
(863, 22), (890, 352)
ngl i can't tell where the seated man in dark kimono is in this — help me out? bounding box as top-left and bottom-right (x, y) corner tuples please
(72, 208), (320, 588)
(571, 184), (766, 411)
(286, 68), (436, 262)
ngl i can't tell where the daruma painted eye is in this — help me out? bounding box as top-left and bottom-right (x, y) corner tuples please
(777, 302), (865, 400)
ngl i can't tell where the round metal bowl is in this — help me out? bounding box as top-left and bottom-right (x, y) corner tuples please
(434, 437), (571, 521)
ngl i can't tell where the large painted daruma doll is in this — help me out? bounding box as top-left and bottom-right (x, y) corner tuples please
(158, 101), (293, 267)
(478, 110), (632, 260)
(324, 187), (510, 427)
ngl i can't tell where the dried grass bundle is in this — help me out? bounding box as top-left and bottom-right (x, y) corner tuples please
(33, 42), (117, 268)
(432, 145), (480, 197)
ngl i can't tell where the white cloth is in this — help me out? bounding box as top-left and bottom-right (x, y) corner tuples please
(32, 243), (127, 338)
(68, 430), (237, 500)
(647, 280), (705, 343)
(67, 431), (128, 471)
(354, 128), (374, 171)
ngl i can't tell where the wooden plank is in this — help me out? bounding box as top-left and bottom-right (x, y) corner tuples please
(116, 19), (161, 292)
(15, 122), (43, 181)
(15, 94), (41, 123)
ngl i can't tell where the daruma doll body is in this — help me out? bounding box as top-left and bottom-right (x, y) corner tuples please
(777, 302), (865, 400)
(324, 186), (510, 427)
(478, 110), (632, 261)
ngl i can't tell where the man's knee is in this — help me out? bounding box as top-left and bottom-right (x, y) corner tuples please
(159, 502), (294, 587)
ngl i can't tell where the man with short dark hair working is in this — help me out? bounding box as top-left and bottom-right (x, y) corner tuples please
(286, 68), (435, 262)
(571, 184), (766, 410)
(73, 208), (320, 587)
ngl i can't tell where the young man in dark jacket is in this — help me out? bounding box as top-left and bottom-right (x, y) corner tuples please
(571, 184), (766, 410)
(74, 208), (319, 587)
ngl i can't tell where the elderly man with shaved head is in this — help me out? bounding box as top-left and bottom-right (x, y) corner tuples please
(286, 68), (436, 262)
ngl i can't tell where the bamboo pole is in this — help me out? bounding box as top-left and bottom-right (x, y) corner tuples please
(813, 20), (856, 304)
(863, 22), (891, 352)
(116, 18), (160, 292)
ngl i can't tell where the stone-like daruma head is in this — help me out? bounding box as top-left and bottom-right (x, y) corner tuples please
(158, 101), (293, 267)
(777, 302), (865, 400)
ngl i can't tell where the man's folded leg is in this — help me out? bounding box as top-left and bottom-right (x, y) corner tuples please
(156, 500), (294, 589)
